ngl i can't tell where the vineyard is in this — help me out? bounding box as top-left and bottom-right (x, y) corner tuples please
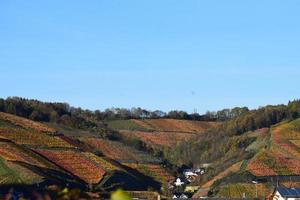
(246, 151), (277, 176)
(1, 106), (300, 197)
(290, 140), (300, 147)
(132, 119), (218, 133)
(106, 120), (149, 131)
(123, 163), (174, 186)
(0, 126), (72, 148)
(120, 130), (194, 147)
(217, 183), (270, 198)
(107, 119), (218, 133)
(83, 152), (121, 171)
(81, 138), (160, 163)
(0, 112), (55, 133)
(0, 142), (46, 167)
(0, 112), (166, 189)
(247, 119), (300, 176)
(34, 149), (106, 184)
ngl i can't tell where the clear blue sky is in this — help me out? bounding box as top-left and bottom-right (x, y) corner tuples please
(1, 0), (300, 113)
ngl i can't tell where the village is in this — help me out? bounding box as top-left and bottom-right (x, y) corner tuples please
(169, 167), (205, 199)
(167, 166), (300, 200)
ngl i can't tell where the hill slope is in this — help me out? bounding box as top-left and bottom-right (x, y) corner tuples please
(246, 119), (300, 176)
(193, 119), (300, 198)
(0, 112), (172, 193)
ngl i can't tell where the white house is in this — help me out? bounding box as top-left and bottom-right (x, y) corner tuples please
(179, 194), (188, 199)
(272, 187), (300, 200)
(172, 193), (188, 199)
(174, 178), (184, 187)
(183, 171), (197, 177)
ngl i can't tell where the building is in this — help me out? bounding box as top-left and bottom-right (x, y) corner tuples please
(174, 178), (184, 187)
(272, 187), (300, 200)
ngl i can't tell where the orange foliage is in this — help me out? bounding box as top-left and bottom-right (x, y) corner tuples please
(0, 142), (46, 167)
(81, 138), (140, 161)
(132, 119), (218, 133)
(35, 149), (106, 184)
(120, 130), (194, 147)
(0, 112), (55, 133)
(124, 163), (174, 183)
(0, 126), (72, 148)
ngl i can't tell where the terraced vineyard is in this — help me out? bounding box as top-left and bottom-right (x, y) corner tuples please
(108, 119), (218, 133)
(0, 112), (55, 133)
(0, 126), (72, 148)
(132, 119), (218, 133)
(120, 130), (194, 147)
(2, 105), (300, 198)
(108, 119), (219, 152)
(246, 151), (277, 176)
(0, 142), (46, 167)
(35, 149), (106, 184)
(81, 138), (160, 163)
(83, 152), (121, 171)
(0, 112), (166, 191)
(247, 119), (300, 176)
(123, 163), (174, 186)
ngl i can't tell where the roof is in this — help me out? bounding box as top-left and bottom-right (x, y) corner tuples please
(277, 187), (300, 198)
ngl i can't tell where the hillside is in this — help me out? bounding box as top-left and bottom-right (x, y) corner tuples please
(246, 119), (300, 176)
(1, 98), (300, 198)
(107, 119), (218, 133)
(193, 119), (300, 198)
(0, 112), (172, 194)
(107, 119), (219, 151)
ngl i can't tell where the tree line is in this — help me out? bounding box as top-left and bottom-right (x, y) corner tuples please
(0, 97), (230, 127)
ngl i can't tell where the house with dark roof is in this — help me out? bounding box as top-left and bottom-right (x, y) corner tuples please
(272, 187), (300, 200)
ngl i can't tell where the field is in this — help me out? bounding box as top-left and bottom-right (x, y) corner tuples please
(217, 183), (270, 198)
(246, 119), (300, 176)
(0, 112), (55, 133)
(34, 149), (106, 184)
(81, 138), (160, 163)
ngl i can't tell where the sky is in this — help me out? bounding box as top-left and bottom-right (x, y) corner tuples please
(1, 0), (300, 113)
